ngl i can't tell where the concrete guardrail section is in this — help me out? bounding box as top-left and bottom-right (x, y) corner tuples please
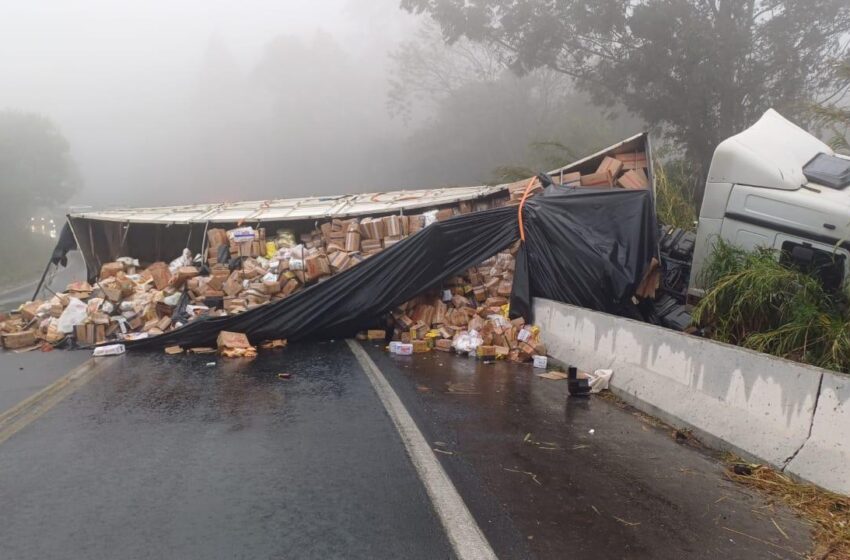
(533, 298), (849, 495)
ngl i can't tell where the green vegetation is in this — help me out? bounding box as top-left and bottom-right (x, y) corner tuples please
(693, 240), (850, 373)
(654, 159), (698, 231)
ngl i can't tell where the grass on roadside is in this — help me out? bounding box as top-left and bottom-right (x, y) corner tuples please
(693, 240), (850, 373)
(725, 457), (850, 560)
(654, 158), (698, 231)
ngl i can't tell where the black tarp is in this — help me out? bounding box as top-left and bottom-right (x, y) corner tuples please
(123, 182), (657, 350)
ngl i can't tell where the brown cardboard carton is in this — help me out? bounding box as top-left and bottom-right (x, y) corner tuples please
(305, 254), (331, 280)
(435, 339), (453, 352)
(435, 208), (454, 221)
(217, 331), (251, 350)
(2, 329), (37, 349)
(476, 345), (496, 358)
(223, 297), (247, 313)
(408, 215), (425, 233)
(383, 215), (403, 237)
(262, 280), (281, 294)
(145, 262), (172, 290)
(207, 228), (228, 248)
(74, 324), (88, 344)
(20, 300), (43, 322)
(412, 339), (429, 353)
(580, 170), (614, 187)
(280, 278), (300, 297)
(367, 329), (386, 341)
(344, 230), (360, 252)
(558, 171), (581, 185)
(170, 266), (199, 288)
(617, 168), (649, 190)
(383, 236), (402, 249)
(597, 156), (624, 178)
(100, 262), (124, 279)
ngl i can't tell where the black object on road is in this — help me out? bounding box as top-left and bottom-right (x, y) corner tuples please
(567, 366), (591, 397)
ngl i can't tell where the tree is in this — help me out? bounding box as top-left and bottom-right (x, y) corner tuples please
(0, 111), (80, 229)
(812, 57), (850, 153)
(389, 21), (643, 185)
(401, 0), (850, 194)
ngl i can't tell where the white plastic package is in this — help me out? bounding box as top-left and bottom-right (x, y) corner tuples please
(92, 344), (125, 356)
(56, 298), (88, 334)
(168, 248), (193, 273)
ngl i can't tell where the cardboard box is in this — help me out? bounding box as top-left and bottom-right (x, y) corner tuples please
(100, 262), (124, 279)
(558, 171), (581, 186)
(344, 230), (360, 252)
(305, 254), (331, 280)
(435, 339), (453, 352)
(614, 152), (647, 170)
(618, 168), (649, 190)
(207, 228), (228, 249)
(477, 345), (496, 359)
(280, 278), (300, 297)
(20, 300), (43, 322)
(411, 339), (429, 353)
(597, 156), (624, 179)
(172, 266), (199, 288)
(367, 329), (387, 341)
(435, 208), (454, 221)
(3, 329), (37, 349)
(580, 170), (614, 187)
(383, 215), (403, 237)
(217, 331), (251, 350)
(145, 262), (172, 290)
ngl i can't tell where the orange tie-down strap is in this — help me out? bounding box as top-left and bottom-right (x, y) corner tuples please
(517, 177), (539, 242)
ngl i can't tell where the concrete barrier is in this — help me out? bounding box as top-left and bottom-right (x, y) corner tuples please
(785, 372), (850, 495)
(534, 298), (824, 472)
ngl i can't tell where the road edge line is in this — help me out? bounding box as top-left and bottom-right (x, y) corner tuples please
(0, 357), (111, 445)
(346, 339), (498, 560)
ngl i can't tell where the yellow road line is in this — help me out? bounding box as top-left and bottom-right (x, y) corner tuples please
(0, 358), (112, 446)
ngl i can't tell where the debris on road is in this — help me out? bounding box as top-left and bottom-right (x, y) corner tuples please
(276, 372), (292, 380)
(504, 467), (542, 486)
(216, 331), (257, 359)
(92, 343), (125, 356)
(568, 366), (591, 397)
(371, 242), (552, 367)
(164, 346), (183, 355)
(537, 371), (568, 380)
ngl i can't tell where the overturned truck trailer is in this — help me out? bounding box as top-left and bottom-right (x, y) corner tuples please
(39, 133), (658, 350)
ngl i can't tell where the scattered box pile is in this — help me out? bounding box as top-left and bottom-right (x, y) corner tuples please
(373, 241), (547, 364)
(2, 159), (651, 355)
(1, 196), (513, 352)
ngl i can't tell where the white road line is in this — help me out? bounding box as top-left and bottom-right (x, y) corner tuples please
(346, 340), (498, 560)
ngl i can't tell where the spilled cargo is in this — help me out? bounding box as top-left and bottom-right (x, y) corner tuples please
(3, 133), (657, 356)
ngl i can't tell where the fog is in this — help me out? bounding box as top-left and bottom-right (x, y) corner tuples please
(0, 0), (638, 213)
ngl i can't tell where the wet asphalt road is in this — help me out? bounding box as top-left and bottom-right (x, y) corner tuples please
(0, 340), (813, 559)
(0, 342), (452, 560)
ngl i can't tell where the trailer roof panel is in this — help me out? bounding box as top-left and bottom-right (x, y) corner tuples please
(69, 185), (510, 224)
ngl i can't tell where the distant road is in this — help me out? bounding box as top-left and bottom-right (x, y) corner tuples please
(0, 252), (86, 310)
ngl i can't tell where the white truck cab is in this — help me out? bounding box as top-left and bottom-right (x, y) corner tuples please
(689, 109), (850, 297)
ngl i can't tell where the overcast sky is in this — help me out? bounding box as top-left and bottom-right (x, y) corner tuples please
(0, 0), (421, 208)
